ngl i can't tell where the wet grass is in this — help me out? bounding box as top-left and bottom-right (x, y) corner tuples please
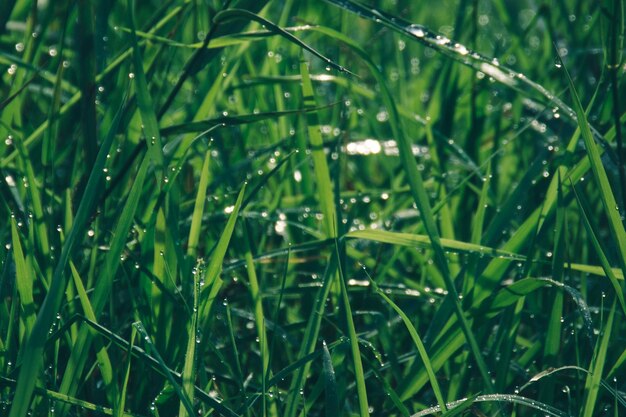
(0, 0), (625, 416)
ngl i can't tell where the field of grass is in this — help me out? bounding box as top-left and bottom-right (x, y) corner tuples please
(1, 0), (625, 416)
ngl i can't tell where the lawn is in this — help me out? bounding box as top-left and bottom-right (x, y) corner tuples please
(1, 0), (625, 416)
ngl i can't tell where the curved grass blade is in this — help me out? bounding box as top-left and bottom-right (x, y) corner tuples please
(323, 0), (614, 155)
(558, 52), (626, 278)
(115, 25), (318, 50)
(160, 105), (335, 136)
(367, 277), (447, 412)
(572, 183), (626, 316)
(411, 393), (568, 417)
(213, 9), (355, 76)
(518, 365), (626, 409)
(345, 229), (525, 261)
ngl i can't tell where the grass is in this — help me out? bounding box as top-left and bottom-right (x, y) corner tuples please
(1, 0), (625, 416)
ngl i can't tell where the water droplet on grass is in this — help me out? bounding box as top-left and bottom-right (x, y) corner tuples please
(407, 24), (425, 38)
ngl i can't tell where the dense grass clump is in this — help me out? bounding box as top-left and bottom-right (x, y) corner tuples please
(1, 0), (625, 416)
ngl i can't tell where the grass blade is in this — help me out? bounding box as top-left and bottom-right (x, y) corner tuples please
(8, 94), (127, 417)
(558, 51), (626, 276)
(321, 341), (339, 417)
(368, 276), (447, 412)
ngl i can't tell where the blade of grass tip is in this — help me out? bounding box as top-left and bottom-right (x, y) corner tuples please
(582, 299), (616, 417)
(11, 218), (36, 344)
(335, 243), (370, 417)
(187, 150), (212, 259)
(179, 260), (200, 417)
(571, 182), (626, 317)
(197, 183), (246, 347)
(128, 0), (164, 171)
(8, 94), (127, 417)
(115, 326), (136, 417)
(365, 275), (447, 412)
(558, 51), (626, 277)
(299, 55), (337, 238)
(133, 321), (195, 417)
(322, 341), (340, 417)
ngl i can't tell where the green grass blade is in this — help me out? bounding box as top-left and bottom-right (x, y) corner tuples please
(213, 9), (353, 76)
(114, 327), (136, 417)
(345, 229), (525, 261)
(413, 393), (568, 417)
(572, 183), (626, 316)
(55, 152), (151, 417)
(186, 150), (212, 258)
(299, 56), (337, 238)
(178, 261), (200, 417)
(321, 341), (339, 417)
(336, 244), (370, 417)
(198, 183), (246, 331)
(127, 0), (164, 168)
(582, 300), (616, 417)
(133, 321), (195, 417)
(284, 253), (338, 417)
(160, 106), (333, 136)
(0, 376), (141, 417)
(558, 53), (626, 276)
(69, 262), (116, 403)
(8, 94), (126, 417)
(10, 218), (35, 342)
(368, 277), (447, 412)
